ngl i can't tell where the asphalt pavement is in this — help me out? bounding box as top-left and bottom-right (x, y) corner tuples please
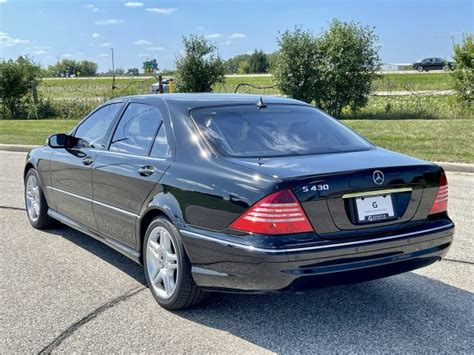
(1, 150), (473, 354)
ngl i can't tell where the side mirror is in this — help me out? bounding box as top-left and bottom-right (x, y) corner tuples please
(47, 133), (72, 149)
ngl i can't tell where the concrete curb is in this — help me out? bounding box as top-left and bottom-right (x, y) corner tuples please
(0, 144), (39, 152)
(1, 144), (473, 173)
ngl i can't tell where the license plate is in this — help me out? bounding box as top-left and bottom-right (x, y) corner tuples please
(355, 194), (395, 223)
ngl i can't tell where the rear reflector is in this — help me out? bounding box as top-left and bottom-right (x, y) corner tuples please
(429, 172), (448, 215)
(229, 189), (314, 235)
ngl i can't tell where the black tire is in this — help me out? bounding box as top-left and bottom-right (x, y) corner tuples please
(416, 65), (424, 72)
(24, 168), (53, 229)
(143, 217), (208, 310)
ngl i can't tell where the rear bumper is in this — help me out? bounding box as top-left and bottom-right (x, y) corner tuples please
(180, 223), (454, 292)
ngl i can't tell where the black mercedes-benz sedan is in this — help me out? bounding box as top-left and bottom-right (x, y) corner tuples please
(24, 94), (454, 309)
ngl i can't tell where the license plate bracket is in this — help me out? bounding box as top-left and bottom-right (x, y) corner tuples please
(355, 194), (395, 223)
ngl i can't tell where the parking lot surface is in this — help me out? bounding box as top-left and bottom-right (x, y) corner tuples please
(1, 150), (473, 353)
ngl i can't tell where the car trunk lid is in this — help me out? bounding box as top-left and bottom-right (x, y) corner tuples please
(225, 148), (442, 239)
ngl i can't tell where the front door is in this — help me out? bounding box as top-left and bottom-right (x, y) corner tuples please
(92, 103), (172, 247)
(50, 103), (123, 229)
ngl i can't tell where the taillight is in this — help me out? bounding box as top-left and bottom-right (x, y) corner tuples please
(229, 189), (314, 235)
(429, 172), (448, 215)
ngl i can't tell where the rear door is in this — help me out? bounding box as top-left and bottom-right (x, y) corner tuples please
(92, 102), (172, 247)
(49, 102), (123, 229)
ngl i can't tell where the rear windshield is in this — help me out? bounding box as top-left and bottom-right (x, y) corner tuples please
(191, 104), (373, 158)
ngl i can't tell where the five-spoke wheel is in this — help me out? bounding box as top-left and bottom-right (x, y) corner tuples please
(24, 169), (52, 229)
(143, 217), (207, 309)
(146, 226), (179, 299)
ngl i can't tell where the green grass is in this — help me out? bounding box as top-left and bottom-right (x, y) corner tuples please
(37, 72), (453, 99)
(1, 118), (472, 163)
(0, 119), (78, 145)
(344, 119), (474, 163)
(343, 95), (473, 120)
(372, 72), (453, 92)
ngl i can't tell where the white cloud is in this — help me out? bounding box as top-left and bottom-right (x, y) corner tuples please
(137, 53), (151, 57)
(205, 33), (223, 39)
(31, 50), (47, 55)
(0, 0), (7, 4)
(95, 19), (124, 25)
(195, 26), (205, 30)
(98, 42), (111, 47)
(97, 53), (109, 57)
(134, 39), (152, 46)
(92, 33), (100, 39)
(220, 40), (232, 46)
(84, 4), (99, 12)
(229, 33), (247, 39)
(124, 2), (143, 7)
(147, 46), (165, 51)
(61, 53), (74, 58)
(0, 32), (30, 46)
(145, 8), (177, 15)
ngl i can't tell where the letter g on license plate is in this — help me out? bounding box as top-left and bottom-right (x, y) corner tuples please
(355, 195), (395, 223)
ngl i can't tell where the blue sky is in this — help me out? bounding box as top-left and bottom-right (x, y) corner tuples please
(1, 0), (473, 72)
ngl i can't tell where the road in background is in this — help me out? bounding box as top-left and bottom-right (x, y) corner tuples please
(1, 151), (472, 353)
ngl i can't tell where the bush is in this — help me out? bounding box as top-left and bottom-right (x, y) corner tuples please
(273, 27), (318, 103)
(273, 20), (381, 117)
(21, 98), (98, 120)
(175, 35), (225, 92)
(451, 34), (474, 107)
(313, 20), (380, 117)
(0, 56), (41, 119)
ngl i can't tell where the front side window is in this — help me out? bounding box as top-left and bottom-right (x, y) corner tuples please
(191, 105), (373, 158)
(109, 103), (162, 156)
(74, 103), (122, 149)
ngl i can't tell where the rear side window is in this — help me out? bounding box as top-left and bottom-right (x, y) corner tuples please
(109, 103), (162, 156)
(191, 105), (373, 158)
(74, 103), (122, 149)
(150, 124), (171, 159)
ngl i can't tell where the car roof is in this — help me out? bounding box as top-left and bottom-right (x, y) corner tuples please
(115, 93), (309, 110)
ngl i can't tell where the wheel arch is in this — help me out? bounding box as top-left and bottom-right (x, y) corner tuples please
(137, 207), (175, 262)
(24, 162), (35, 180)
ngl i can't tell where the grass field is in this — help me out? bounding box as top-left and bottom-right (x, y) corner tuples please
(38, 72), (453, 99)
(1, 118), (472, 163)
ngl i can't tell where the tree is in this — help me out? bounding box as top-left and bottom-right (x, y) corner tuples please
(313, 20), (380, 117)
(451, 33), (474, 107)
(126, 68), (140, 76)
(272, 27), (319, 103)
(78, 60), (98, 76)
(175, 35), (225, 92)
(272, 21), (380, 118)
(0, 56), (41, 118)
(46, 59), (98, 77)
(238, 60), (250, 74)
(225, 54), (250, 74)
(248, 50), (269, 73)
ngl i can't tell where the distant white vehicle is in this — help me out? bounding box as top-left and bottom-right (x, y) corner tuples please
(150, 80), (170, 94)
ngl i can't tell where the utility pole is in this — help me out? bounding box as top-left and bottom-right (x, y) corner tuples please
(111, 48), (116, 90)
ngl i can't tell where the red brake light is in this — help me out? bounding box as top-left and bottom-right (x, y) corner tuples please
(429, 172), (448, 215)
(229, 189), (314, 235)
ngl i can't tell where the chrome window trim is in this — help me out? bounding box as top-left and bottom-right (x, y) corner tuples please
(47, 186), (138, 218)
(179, 224), (453, 254)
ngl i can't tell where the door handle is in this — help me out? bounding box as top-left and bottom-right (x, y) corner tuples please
(82, 156), (94, 166)
(138, 165), (155, 176)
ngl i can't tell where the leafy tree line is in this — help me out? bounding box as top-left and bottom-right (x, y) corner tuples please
(1, 20), (472, 119)
(225, 50), (276, 74)
(45, 59), (98, 77)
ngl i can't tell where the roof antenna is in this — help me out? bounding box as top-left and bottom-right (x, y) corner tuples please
(256, 96), (267, 110)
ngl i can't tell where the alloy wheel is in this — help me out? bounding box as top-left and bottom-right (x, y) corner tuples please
(26, 174), (41, 222)
(146, 226), (179, 300)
